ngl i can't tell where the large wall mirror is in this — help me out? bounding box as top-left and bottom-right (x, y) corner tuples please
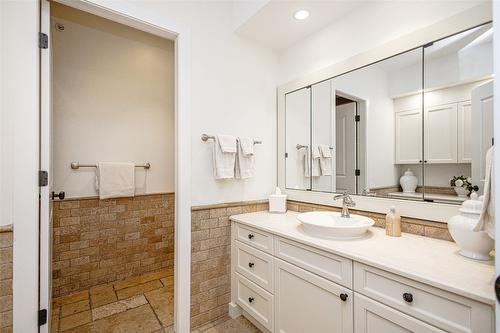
(284, 22), (493, 205)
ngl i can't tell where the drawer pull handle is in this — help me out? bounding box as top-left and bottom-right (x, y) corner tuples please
(248, 234), (254, 240)
(403, 293), (413, 303)
(340, 293), (348, 302)
(248, 262), (255, 268)
(248, 297), (255, 303)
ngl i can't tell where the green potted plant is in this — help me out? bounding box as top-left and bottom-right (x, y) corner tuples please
(450, 176), (479, 197)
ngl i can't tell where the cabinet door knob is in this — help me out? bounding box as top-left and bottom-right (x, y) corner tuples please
(403, 292), (413, 303)
(248, 297), (255, 303)
(248, 234), (254, 240)
(248, 262), (255, 268)
(340, 293), (348, 301)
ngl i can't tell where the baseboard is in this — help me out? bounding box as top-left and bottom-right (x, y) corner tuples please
(228, 302), (242, 319)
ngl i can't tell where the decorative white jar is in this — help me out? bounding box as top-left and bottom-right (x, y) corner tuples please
(448, 193), (494, 261)
(400, 169), (418, 193)
(453, 186), (468, 198)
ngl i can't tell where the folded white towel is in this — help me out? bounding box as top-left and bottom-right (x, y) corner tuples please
(299, 147), (310, 178)
(318, 144), (332, 176)
(213, 135), (237, 179)
(318, 144), (332, 158)
(474, 146), (495, 238)
(311, 145), (321, 177)
(235, 137), (255, 179)
(96, 162), (135, 199)
(217, 134), (237, 153)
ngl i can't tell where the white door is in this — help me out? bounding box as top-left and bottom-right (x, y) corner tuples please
(274, 258), (353, 333)
(336, 102), (356, 193)
(394, 109), (422, 164)
(424, 103), (458, 164)
(354, 294), (445, 333)
(40, 1), (52, 332)
(471, 81), (494, 193)
(457, 101), (472, 163)
(285, 87), (311, 190)
(312, 80), (335, 192)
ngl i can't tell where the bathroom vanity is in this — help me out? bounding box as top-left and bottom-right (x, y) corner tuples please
(229, 211), (494, 333)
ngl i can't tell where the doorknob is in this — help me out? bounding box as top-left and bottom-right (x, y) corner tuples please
(51, 191), (65, 200)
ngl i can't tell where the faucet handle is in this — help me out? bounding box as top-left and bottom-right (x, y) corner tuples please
(334, 191), (349, 200)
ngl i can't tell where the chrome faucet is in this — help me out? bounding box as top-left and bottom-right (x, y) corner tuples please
(333, 192), (356, 218)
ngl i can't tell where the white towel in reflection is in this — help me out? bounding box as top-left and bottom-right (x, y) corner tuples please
(235, 137), (255, 179)
(474, 146), (495, 239)
(318, 144), (332, 176)
(299, 147), (310, 177)
(213, 134), (237, 179)
(311, 145), (321, 177)
(96, 162), (135, 199)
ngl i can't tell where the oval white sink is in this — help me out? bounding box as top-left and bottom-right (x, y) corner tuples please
(297, 211), (374, 239)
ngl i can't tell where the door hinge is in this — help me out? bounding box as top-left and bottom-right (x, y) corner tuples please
(285, 153), (288, 158)
(423, 41), (434, 48)
(39, 170), (48, 187)
(355, 169), (360, 176)
(38, 309), (47, 326)
(355, 115), (360, 122)
(39, 32), (48, 49)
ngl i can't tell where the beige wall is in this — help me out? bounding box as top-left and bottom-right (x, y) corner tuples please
(51, 4), (175, 199)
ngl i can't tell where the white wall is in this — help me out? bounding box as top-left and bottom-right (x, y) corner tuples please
(332, 65), (399, 190)
(388, 40), (493, 97)
(277, 1), (487, 84)
(51, 4), (175, 198)
(54, 0), (278, 206)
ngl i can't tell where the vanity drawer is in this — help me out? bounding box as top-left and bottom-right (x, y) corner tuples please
(274, 236), (352, 288)
(353, 262), (494, 333)
(235, 272), (274, 331)
(235, 223), (273, 254)
(235, 240), (274, 292)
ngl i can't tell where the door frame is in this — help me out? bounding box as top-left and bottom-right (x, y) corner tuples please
(38, 1), (192, 332)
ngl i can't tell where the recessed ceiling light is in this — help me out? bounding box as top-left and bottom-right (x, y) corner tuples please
(294, 10), (309, 21)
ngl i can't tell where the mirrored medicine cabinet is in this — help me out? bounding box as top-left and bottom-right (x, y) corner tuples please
(283, 22), (494, 205)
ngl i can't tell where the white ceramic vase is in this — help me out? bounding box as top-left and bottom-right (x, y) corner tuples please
(453, 186), (468, 198)
(448, 193), (494, 261)
(400, 169), (418, 193)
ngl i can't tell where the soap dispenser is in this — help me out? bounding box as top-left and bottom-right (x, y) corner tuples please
(385, 205), (401, 237)
(269, 187), (287, 213)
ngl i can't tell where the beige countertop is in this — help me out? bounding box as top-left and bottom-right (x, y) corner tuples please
(230, 210), (495, 306)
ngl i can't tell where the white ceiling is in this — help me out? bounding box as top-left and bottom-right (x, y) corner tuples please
(235, 0), (365, 51)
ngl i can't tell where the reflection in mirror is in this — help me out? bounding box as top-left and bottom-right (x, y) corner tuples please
(329, 48), (424, 199)
(422, 22), (492, 203)
(283, 22), (492, 205)
(285, 87), (311, 190)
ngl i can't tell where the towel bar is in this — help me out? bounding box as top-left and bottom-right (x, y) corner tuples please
(71, 162), (151, 169)
(296, 144), (334, 150)
(201, 133), (262, 145)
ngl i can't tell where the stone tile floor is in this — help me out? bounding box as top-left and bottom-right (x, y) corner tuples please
(51, 270), (260, 333)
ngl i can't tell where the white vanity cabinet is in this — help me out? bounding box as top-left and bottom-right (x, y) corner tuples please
(230, 220), (494, 333)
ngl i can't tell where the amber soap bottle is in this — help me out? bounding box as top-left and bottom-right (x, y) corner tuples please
(386, 206), (401, 237)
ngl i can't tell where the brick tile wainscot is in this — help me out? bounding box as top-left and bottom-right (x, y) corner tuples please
(52, 193), (174, 298)
(0, 225), (13, 333)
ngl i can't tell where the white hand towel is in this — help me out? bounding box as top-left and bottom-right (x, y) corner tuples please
(213, 135), (237, 179)
(318, 144), (332, 176)
(235, 137), (255, 179)
(474, 146), (495, 238)
(299, 147), (310, 178)
(311, 145), (321, 177)
(96, 162), (135, 199)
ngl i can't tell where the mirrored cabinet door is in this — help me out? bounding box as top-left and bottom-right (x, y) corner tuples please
(311, 80), (335, 193)
(423, 22), (493, 203)
(285, 87), (311, 190)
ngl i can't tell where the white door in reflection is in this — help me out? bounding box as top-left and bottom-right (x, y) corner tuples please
(336, 102), (356, 193)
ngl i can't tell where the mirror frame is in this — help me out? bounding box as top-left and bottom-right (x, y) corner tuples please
(277, 4), (492, 223)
